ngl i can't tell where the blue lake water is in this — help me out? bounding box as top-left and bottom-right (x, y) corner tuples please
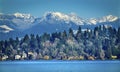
(0, 60), (120, 72)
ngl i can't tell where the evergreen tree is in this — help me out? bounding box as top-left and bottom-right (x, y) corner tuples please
(68, 28), (74, 39)
(23, 34), (30, 43)
(76, 26), (81, 41)
(117, 27), (120, 43)
(61, 30), (67, 41)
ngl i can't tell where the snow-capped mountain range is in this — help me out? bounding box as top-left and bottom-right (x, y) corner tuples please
(40, 12), (119, 25)
(0, 12), (120, 40)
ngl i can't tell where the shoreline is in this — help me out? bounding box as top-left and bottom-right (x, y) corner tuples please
(0, 60), (120, 62)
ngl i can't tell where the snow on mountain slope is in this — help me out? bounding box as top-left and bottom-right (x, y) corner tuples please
(13, 13), (35, 29)
(0, 13), (35, 30)
(88, 18), (98, 25)
(0, 12), (119, 32)
(40, 12), (119, 25)
(0, 25), (14, 33)
(87, 15), (119, 25)
(0, 12), (119, 40)
(40, 12), (84, 25)
(14, 12), (35, 23)
(0, 12), (119, 28)
(14, 12), (31, 19)
(99, 15), (118, 22)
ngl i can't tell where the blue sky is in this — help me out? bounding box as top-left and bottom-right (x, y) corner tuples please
(0, 0), (119, 18)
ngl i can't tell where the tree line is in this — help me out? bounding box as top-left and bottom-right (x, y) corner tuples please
(0, 25), (120, 61)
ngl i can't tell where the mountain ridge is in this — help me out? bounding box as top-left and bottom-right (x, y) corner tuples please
(0, 12), (120, 40)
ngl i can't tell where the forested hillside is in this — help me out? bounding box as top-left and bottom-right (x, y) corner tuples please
(0, 25), (120, 61)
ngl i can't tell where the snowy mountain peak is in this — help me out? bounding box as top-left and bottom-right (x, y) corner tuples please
(89, 18), (98, 24)
(14, 12), (32, 19)
(12, 13), (35, 29)
(106, 15), (118, 19)
(101, 15), (118, 22)
(42, 12), (84, 25)
(41, 12), (119, 25)
(88, 15), (119, 24)
(44, 12), (69, 20)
